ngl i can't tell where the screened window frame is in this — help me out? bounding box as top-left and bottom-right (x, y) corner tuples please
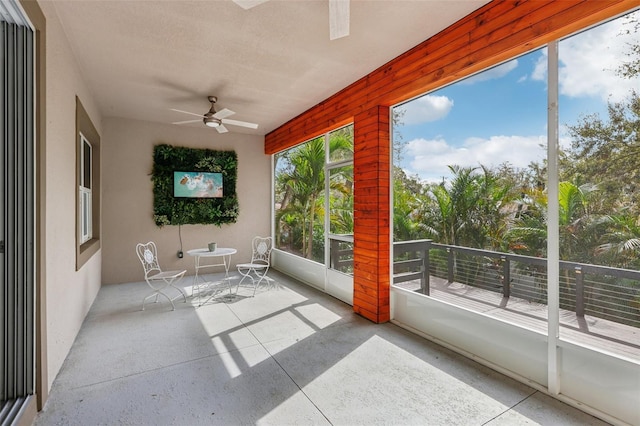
(272, 123), (355, 265)
(273, 136), (327, 264)
(325, 124), (354, 274)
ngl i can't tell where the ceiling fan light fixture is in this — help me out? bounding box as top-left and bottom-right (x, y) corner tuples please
(204, 117), (220, 128)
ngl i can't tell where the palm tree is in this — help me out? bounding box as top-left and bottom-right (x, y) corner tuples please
(393, 176), (432, 241)
(504, 187), (548, 257)
(425, 165), (511, 249)
(472, 165), (513, 251)
(277, 137), (324, 258)
(328, 166), (354, 235)
(507, 181), (603, 261)
(420, 166), (514, 284)
(595, 212), (640, 269)
(557, 181), (602, 262)
(275, 130), (353, 259)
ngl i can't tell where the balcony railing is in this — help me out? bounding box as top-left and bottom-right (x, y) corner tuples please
(393, 240), (640, 328)
(329, 235), (354, 275)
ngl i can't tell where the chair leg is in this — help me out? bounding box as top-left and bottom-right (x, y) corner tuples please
(142, 290), (176, 311)
(252, 272), (268, 297)
(252, 280), (258, 297)
(171, 284), (188, 303)
(235, 269), (250, 294)
(142, 292), (159, 311)
(237, 268), (269, 297)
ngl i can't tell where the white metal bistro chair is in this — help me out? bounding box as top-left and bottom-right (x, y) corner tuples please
(136, 241), (187, 311)
(236, 236), (273, 297)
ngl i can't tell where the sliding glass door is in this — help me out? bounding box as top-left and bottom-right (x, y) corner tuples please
(1, 3), (36, 422)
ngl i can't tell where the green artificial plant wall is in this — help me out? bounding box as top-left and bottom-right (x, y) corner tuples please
(152, 144), (239, 226)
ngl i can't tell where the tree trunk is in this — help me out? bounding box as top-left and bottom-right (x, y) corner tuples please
(307, 195), (316, 258)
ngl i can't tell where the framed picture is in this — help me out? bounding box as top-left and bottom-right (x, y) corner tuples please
(173, 171), (223, 198)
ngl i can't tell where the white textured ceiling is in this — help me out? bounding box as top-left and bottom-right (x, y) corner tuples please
(51, 0), (490, 135)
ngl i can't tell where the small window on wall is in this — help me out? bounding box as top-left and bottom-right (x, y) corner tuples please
(76, 97), (101, 269)
(79, 134), (92, 244)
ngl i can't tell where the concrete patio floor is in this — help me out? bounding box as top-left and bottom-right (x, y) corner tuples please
(34, 270), (610, 425)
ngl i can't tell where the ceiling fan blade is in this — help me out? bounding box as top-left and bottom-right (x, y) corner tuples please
(232, 0), (270, 10)
(216, 124), (229, 134)
(170, 108), (204, 118)
(172, 119), (202, 125)
(213, 108), (235, 120)
(221, 118), (258, 129)
(329, 0), (350, 40)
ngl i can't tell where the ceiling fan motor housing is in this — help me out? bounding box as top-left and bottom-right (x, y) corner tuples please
(204, 98), (221, 127)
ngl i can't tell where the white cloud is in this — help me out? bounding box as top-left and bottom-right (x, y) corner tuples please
(396, 94), (454, 125)
(531, 11), (640, 102)
(531, 53), (547, 82)
(404, 135), (546, 183)
(460, 59), (519, 85)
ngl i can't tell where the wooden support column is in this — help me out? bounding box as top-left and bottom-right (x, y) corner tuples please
(353, 105), (390, 323)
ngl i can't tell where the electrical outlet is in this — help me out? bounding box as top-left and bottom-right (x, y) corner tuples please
(177, 250), (183, 258)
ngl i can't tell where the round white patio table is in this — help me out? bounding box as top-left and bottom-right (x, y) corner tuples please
(187, 247), (237, 306)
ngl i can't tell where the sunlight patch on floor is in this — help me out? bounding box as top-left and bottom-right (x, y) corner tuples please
(212, 338), (243, 378)
(294, 303), (342, 329)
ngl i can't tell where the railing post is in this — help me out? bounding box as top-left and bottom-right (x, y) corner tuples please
(501, 255), (510, 298)
(447, 247), (454, 283)
(330, 239), (339, 270)
(575, 266), (584, 317)
(422, 240), (431, 296)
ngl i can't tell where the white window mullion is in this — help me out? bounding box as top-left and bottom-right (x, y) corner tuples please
(79, 187), (91, 244)
(547, 40), (560, 396)
(79, 133), (92, 244)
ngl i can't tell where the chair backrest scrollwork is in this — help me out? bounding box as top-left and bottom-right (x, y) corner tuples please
(251, 236), (273, 265)
(136, 241), (161, 277)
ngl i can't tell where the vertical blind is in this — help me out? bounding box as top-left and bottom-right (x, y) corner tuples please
(0, 5), (35, 422)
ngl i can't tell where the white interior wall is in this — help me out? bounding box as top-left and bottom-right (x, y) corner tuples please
(39, 1), (103, 389)
(101, 117), (271, 285)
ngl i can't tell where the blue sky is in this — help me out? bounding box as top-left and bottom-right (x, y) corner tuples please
(394, 10), (640, 183)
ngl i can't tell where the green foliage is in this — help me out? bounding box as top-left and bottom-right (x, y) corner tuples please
(391, 17), (640, 268)
(414, 166), (515, 250)
(564, 94), (640, 215)
(152, 144), (239, 227)
(274, 127), (354, 259)
(617, 13), (640, 79)
(393, 168), (433, 241)
(562, 12), (640, 217)
(595, 211), (640, 270)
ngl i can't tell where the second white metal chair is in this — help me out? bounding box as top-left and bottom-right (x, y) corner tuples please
(236, 236), (273, 297)
(136, 241), (187, 311)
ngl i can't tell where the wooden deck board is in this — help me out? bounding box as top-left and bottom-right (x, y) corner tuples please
(395, 277), (640, 360)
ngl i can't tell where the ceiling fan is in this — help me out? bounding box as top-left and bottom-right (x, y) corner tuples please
(171, 96), (259, 134)
(232, 0), (350, 40)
